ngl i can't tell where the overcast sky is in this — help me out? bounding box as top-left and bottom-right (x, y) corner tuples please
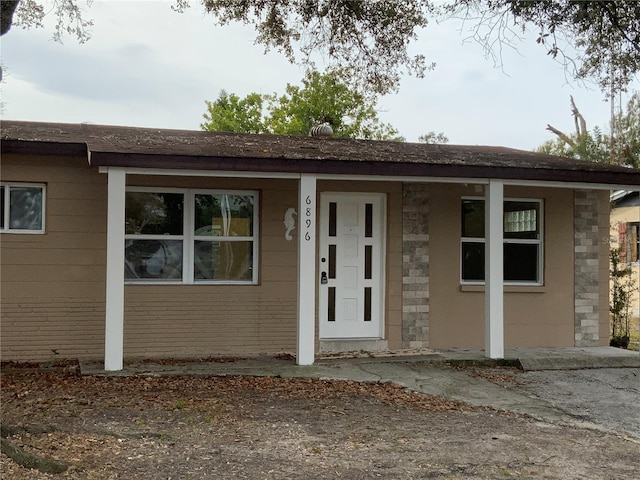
(0, 0), (636, 150)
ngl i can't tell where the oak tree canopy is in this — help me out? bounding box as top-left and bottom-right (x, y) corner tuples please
(2, 1), (639, 95)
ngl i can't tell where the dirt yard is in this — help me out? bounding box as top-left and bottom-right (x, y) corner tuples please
(1, 366), (638, 479)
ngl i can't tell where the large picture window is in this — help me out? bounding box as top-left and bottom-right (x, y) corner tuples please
(461, 198), (543, 284)
(0, 183), (46, 234)
(125, 188), (258, 284)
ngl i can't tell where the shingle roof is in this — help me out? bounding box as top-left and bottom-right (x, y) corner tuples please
(2, 120), (639, 186)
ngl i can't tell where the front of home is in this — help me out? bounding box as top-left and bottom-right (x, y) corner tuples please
(2, 121), (638, 370)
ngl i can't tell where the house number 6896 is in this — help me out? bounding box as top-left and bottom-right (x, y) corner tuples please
(304, 195), (312, 241)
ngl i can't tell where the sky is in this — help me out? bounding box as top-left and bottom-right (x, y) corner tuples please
(0, 0), (636, 151)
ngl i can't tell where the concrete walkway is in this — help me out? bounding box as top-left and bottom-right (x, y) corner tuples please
(79, 346), (640, 437)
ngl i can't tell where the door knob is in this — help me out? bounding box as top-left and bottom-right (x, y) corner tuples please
(321, 272), (328, 284)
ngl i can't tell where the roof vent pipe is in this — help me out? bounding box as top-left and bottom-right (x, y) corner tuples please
(310, 122), (333, 137)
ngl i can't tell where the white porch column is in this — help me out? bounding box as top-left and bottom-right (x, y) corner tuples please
(297, 174), (317, 365)
(105, 168), (126, 371)
(485, 179), (504, 359)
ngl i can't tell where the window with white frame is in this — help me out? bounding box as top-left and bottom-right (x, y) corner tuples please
(124, 188), (258, 284)
(461, 198), (543, 284)
(0, 183), (46, 234)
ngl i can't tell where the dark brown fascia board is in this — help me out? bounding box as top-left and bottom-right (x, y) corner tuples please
(1, 139), (88, 157)
(90, 151), (640, 186)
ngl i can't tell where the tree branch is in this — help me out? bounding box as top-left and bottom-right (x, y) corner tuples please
(545, 124), (575, 147)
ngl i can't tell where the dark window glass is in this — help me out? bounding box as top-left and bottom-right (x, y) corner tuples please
(461, 242), (485, 281)
(329, 202), (337, 237)
(504, 243), (538, 282)
(364, 245), (372, 279)
(364, 287), (372, 322)
(461, 199), (484, 238)
(328, 287), (336, 321)
(328, 244), (336, 279)
(365, 203), (373, 238)
(0, 186), (5, 229)
(194, 240), (253, 281)
(125, 239), (183, 281)
(9, 186), (43, 230)
(125, 192), (183, 235)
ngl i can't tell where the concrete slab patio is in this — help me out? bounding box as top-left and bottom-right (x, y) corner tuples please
(79, 346), (640, 377)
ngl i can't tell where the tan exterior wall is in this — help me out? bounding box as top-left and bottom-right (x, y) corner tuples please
(610, 204), (640, 319)
(1, 153), (614, 361)
(317, 180), (403, 350)
(429, 183), (577, 349)
(1, 154), (107, 361)
(122, 176), (299, 359)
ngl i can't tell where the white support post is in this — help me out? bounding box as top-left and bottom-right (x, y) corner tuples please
(485, 179), (504, 359)
(297, 174), (317, 365)
(105, 168), (126, 371)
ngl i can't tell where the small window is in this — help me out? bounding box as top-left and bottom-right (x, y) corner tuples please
(620, 222), (639, 264)
(0, 183), (46, 234)
(461, 198), (543, 284)
(124, 188), (258, 284)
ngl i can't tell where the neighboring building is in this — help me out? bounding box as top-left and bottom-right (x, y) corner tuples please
(610, 190), (640, 318)
(2, 121), (639, 370)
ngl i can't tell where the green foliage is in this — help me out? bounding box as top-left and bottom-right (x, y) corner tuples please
(446, 1), (640, 95)
(609, 246), (637, 347)
(537, 125), (612, 164)
(202, 90), (267, 134)
(418, 131), (449, 144)
(202, 70), (403, 141)
(537, 92), (640, 168)
(198, 0), (432, 96)
(5, 1), (639, 97)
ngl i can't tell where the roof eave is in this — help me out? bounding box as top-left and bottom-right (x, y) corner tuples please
(89, 151), (640, 187)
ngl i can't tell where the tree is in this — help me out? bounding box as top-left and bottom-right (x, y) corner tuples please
(609, 247), (637, 348)
(443, 1), (640, 95)
(537, 92), (640, 168)
(201, 70), (403, 141)
(5, 0), (93, 43)
(4, 1), (639, 96)
(1, 1), (20, 35)
(418, 132), (449, 144)
(202, 90), (267, 134)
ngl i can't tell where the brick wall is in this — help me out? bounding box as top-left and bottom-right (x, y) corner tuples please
(402, 183), (430, 348)
(574, 189), (601, 346)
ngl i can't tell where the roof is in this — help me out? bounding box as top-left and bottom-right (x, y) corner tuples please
(611, 190), (640, 207)
(2, 120), (639, 187)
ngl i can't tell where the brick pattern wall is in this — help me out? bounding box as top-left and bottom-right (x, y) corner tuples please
(402, 183), (430, 348)
(574, 189), (601, 346)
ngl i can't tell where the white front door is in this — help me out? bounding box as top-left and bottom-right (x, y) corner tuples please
(319, 193), (386, 339)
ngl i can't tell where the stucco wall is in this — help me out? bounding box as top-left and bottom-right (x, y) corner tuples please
(428, 183), (576, 349)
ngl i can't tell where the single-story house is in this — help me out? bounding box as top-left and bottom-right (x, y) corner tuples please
(2, 120), (639, 370)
